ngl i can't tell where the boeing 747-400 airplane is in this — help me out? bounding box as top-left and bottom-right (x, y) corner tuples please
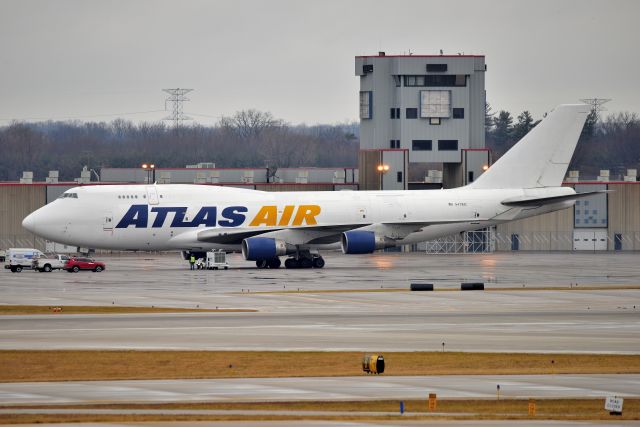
(22, 104), (596, 269)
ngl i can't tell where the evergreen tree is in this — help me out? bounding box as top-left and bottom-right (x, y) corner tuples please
(512, 111), (537, 141)
(580, 109), (598, 143)
(493, 110), (513, 144)
(485, 102), (495, 132)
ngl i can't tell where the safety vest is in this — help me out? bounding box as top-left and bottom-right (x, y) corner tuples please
(190, 256), (195, 263)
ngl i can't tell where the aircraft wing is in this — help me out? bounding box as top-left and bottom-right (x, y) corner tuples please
(196, 224), (369, 245)
(196, 220), (460, 245)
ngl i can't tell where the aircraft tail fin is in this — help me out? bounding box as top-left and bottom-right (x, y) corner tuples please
(469, 104), (590, 189)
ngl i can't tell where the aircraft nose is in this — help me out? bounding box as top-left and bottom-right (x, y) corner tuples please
(22, 211), (37, 233)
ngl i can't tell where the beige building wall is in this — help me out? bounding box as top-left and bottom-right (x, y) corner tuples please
(358, 150), (383, 190)
(495, 208), (574, 251)
(496, 183), (640, 251)
(0, 185), (46, 249)
(2, 182), (639, 252)
(607, 183), (640, 250)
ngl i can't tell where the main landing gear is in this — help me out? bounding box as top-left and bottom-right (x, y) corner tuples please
(255, 252), (325, 269)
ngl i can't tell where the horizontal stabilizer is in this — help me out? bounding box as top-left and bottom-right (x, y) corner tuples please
(501, 191), (610, 207)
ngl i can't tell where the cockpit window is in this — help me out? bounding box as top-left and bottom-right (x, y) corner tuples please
(58, 193), (78, 199)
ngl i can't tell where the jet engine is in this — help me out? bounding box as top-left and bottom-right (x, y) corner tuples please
(242, 237), (294, 261)
(341, 230), (395, 254)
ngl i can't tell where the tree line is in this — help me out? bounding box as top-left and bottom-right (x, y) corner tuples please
(0, 110), (359, 181)
(0, 106), (637, 181)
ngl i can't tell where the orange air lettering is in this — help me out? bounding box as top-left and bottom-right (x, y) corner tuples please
(249, 206), (277, 226)
(292, 205), (321, 226)
(278, 205), (295, 226)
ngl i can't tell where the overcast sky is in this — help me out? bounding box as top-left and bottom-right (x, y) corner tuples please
(1, 0), (638, 125)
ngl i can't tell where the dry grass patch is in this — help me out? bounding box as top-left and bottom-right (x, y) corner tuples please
(1, 351), (639, 382)
(1, 399), (638, 423)
(0, 305), (255, 315)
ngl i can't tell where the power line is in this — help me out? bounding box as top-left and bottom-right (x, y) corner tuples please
(163, 88), (193, 128)
(580, 98), (612, 116)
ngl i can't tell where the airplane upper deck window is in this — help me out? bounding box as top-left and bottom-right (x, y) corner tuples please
(58, 193), (78, 199)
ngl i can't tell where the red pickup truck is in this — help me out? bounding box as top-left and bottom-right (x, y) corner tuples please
(65, 257), (106, 273)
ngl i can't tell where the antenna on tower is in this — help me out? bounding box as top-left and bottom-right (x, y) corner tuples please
(580, 98), (612, 116)
(163, 88), (193, 128)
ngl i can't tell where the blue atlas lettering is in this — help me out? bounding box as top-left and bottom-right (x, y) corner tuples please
(189, 206), (218, 227)
(115, 205), (148, 228)
(218, 206), (247, 227)
(150, 207), (186, 228)
(117, 205), (248, 228)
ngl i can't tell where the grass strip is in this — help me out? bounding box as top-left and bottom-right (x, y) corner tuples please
(3, 398), (639, 415)
(0, 305), (255, 315)
(1, 350), (639, 382)
(0, 399), (638, 423)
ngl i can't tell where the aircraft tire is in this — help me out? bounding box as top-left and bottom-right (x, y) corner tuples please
(312, 257), (325, 269)
(255, 259), (269, 269)
(284, 258), (299, 269)
(268, 258), (281, 269)
(300, 258), (313, 269)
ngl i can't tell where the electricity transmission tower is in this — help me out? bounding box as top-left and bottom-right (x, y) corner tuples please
(580, 98), (611, 116)
(163, 88), (193, 128)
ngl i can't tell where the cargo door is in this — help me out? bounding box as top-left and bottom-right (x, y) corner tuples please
(594, 230), (608, 250)
(146, 186), (159, 205)
(573, 230), (595, 250)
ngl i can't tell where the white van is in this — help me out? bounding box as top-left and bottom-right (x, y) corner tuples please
(5, 248), (44, 273)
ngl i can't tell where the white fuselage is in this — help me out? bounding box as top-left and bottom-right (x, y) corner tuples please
(22, 184), (575, 252)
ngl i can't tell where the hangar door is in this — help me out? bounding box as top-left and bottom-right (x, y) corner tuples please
(573, 229), (607, 251)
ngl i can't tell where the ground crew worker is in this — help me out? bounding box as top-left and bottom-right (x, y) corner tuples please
(189, 254), (196, 270)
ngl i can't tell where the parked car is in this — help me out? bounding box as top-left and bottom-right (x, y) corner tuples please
(65, 257), (106, 273)
(5, 248), (44, 272)
(34, 253), (70, 272)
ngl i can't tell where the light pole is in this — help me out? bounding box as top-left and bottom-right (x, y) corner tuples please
(376, 163), (390, 190)
(142, 163), (156, 184)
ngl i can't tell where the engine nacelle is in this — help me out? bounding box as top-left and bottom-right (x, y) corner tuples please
(242, 237), (293, 261)
(341, 231), (394, 254)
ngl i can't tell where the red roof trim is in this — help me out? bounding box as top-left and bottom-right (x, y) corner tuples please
(0, 182), (359, 187)
(100, 167), (358, 171)
(563, 181), (639, 185)
(356, 54), (484, 59)
(360, 148), (409, 152)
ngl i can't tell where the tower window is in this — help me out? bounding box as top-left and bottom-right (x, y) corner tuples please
(438, 140), (458, 151)
(406, 108), (418, 119)
(427, 64), (447, 72)
(412, 140), (432, 151)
